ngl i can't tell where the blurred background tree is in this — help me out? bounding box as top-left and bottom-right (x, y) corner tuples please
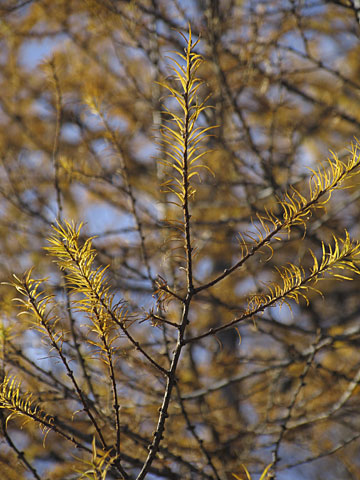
(1, 1), (360, 479)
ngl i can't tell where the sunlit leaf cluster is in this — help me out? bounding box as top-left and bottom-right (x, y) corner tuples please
(248, 231), (360, 314)
(45, 221), (129, 363)
(0, 375), (53, 435)
(158, 26), (215, 206)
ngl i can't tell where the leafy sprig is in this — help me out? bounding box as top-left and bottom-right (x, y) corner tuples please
(0, 375), (53, 435)
(158, 25), (215, 206)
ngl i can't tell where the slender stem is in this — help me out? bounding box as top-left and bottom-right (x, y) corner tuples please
(49, 58), (63, 222)
(23, 280), (108, 450)
(0, 411), (41, 480)
(136, 33), (199, 480)
(136, 299), (191, 480)
(182, 73), (194, 295)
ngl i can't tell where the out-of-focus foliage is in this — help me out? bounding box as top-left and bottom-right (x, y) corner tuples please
(1, 1), (360, 479)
